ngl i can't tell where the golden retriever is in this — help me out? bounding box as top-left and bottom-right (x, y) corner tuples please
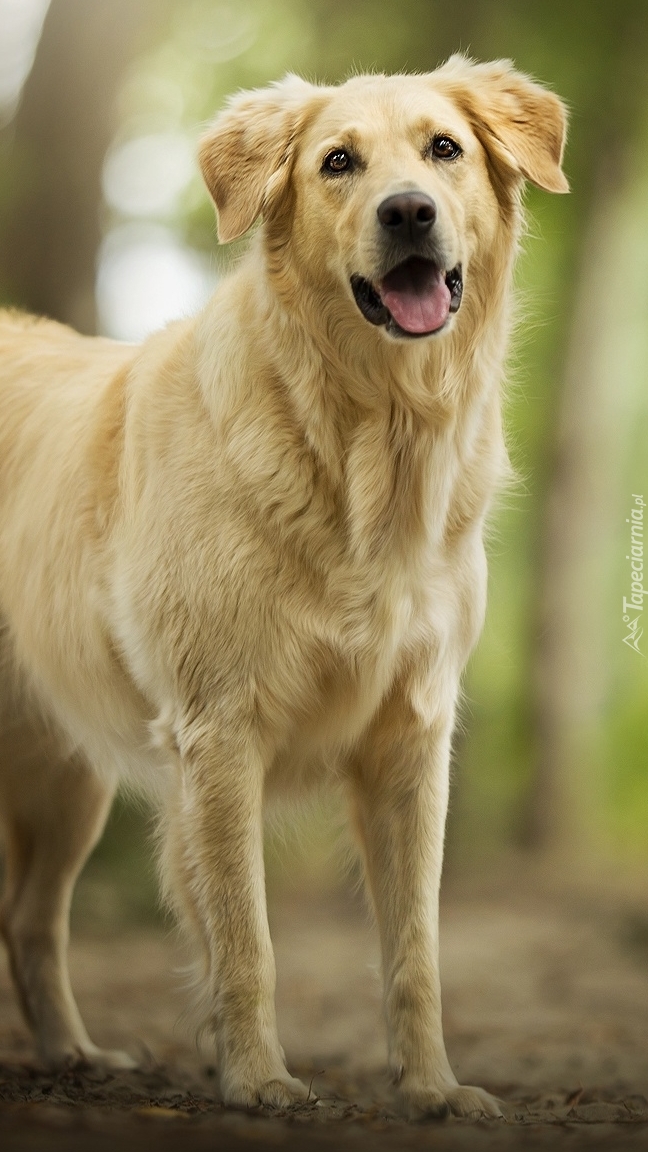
(0, 56), (567, 1119)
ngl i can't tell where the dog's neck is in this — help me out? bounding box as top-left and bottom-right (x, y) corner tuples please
(259, 221), (516, 459)
(196, 225), (517, 566)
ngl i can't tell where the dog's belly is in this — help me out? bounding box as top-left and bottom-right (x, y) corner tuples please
(7, 650), (172, 798)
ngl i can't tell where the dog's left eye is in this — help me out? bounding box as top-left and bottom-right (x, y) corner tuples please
(322, 149), (353, 175)
(429, 136), (462, 161)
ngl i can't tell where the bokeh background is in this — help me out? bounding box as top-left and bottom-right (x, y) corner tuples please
(0, 0), (647, 930)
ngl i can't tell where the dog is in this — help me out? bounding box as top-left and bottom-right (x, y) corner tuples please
(0, 56), (567, 1119)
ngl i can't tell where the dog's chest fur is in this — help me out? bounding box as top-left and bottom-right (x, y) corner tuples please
(238, 401), (489, 770)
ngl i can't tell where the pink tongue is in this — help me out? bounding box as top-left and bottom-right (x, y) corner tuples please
(379, 260), (450, 334)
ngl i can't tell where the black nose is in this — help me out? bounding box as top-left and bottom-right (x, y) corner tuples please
(377, 192), (437, 239)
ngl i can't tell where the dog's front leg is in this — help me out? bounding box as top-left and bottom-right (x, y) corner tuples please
(349, 696), (501, 1120)
(162, 721), (308, 1109)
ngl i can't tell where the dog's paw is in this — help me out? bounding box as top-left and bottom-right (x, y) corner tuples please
(225, 1071), (313, 1110)
(445, 1085), (502, 1119)
(399, 1081), (502, 1122)
(43, 1043), (137, 1073)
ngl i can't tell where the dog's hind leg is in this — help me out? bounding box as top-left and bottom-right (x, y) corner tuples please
(0, 719), (134, 1069)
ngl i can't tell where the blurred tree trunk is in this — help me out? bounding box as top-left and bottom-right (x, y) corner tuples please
(525, 167), (629, 854)
(0, 0), (171, 333)
(523, 28), (648, 858)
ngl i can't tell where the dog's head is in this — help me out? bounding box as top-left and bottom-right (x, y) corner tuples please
(200, 58), (568, 342)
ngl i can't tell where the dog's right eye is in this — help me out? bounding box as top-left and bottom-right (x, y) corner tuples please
(322, 149), (353, 175)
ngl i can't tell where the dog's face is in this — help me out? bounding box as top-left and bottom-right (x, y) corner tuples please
(292, 77), (492, 340)
(200, 59), (568, 342)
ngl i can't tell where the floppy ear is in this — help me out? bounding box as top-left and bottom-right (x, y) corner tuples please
(199, 75), (316, 243)
(435, 56), (569, 194)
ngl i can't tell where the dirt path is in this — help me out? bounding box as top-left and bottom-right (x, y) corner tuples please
(2, 883), (648, 1149)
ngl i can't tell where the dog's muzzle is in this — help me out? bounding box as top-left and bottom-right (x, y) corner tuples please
(351, 258), (463, 339)
(351, 191), (463, 338)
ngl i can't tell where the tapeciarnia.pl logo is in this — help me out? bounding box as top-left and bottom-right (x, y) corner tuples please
(622, 494), (645, 655)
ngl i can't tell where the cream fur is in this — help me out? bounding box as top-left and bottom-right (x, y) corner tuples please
(0, 57), (567, 1118)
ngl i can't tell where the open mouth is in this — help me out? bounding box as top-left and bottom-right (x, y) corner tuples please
(351, 257), (463, 338)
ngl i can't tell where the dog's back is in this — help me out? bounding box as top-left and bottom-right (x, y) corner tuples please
(0, 311), (133, 509)
(0, 312), (143, 774)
